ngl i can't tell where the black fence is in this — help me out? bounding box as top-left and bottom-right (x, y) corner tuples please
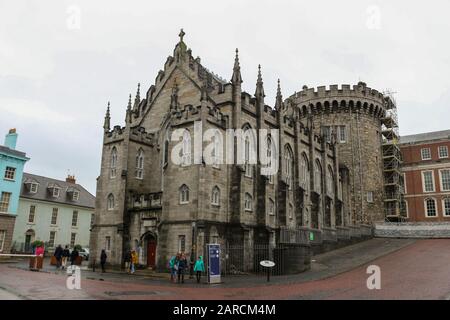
(212, 243), (308, 276)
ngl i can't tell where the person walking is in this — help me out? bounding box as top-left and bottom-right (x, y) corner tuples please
(130, 250), (138, 274)
(61, 245), (70, 270)
(100, 249), (107, 273)
(70, 247), (79, 266)
(53, 245), (63, 269)
(193, 256), (205, 283)
(124, 250), (132, 273)
(169, 255), (177, 283)
(177, 252), (187, 284)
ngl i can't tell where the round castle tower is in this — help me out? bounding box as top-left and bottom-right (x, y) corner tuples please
(290, 82), (387, 224)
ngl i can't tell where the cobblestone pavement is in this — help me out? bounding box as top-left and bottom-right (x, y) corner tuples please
(1, 238), (449, 300)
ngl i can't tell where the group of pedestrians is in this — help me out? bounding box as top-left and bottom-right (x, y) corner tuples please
(53, 245), (79, 269)
(169, 252), (205, 284)
(123, 249), (139, 274)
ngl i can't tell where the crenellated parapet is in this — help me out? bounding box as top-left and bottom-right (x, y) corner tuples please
(170, 104), (201, 126)
(263, 105), (278, 119)
(291, 82), (387, 119)
(207, 106), (229, 128)
(129, 126), (156, 146)
(104, 125), (125, 144)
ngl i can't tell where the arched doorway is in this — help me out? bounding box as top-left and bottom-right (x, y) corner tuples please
(142, 232), (157, 268)
(24, 229), (35, 253)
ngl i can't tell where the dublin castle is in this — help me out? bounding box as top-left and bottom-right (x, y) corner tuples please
(90, 30), (404, 272)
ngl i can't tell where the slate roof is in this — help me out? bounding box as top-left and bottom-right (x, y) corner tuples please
(20, 172), (95, 209)
(399, 129), (450, 145)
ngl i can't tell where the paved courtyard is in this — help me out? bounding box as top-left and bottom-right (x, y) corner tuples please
(1, 238), (450, 300)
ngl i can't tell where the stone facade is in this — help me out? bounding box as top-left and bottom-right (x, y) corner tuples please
(290, 83), (387, 224)
(90, 32), (383, 271)
(0, 214), (16, 253)
(375, 222), (450, 238)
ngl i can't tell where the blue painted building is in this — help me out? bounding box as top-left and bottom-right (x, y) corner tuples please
(0, 129), (29, 253)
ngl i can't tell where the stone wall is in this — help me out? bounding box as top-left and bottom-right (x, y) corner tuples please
(375, 222), (450, 238)
(0, 214), (16, 253)
(292, 83), (386, 225)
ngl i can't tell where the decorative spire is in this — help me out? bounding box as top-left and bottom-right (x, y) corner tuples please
(127, 94), (132, 110)
(275, 79), (283, 110)
(133, 83), (141, 109)
(231, 48), (242, 85)
(103, 101), (111, 132)
(125, 94), (132, 123)
(255, 64), (265, 98)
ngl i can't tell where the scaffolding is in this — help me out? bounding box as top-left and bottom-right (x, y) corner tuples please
(381, 91), (407, 222)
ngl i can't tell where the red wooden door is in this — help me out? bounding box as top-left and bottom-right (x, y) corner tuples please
(147, 240), (156, 267)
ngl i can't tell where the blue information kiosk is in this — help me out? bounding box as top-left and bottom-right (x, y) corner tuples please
(207, 243), (221, 284)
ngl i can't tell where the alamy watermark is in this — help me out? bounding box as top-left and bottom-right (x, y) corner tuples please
(366, 265), (381, 290)
(169, 121), (279, 176)
(66, 265), (81, 290)
(366, 5), (382, 30)
(66, 5), (81, 30)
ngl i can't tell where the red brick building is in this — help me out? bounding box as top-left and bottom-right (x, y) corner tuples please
(400, 130), (450, 221)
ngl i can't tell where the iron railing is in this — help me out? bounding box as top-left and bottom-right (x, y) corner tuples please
(336, 226), (351, 240)
(322, 227), (338, 242)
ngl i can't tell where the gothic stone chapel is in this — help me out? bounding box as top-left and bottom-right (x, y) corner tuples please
(90, 30), (387, 273)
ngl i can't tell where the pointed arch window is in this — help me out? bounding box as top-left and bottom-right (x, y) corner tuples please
(268, 198), (275, 216)
(163, 139), (169, 167)
(314, 160), (322, 194)
(244, 193), (253, 211)
(284, 145), (294, 189)
(242, 125), (255, 178)
(327, 166), (334, 197)
(107, 194), (115, 210)
(266, 136), (275, 184)
(211, 186), (220, 206)
(300, 153), (309, 191)
(212, 131), (221, 168)
(288, 203), (294, 220)
(110, 147), (118, 178)
(182, 130), (191, 166)
(179, 184), (190, 204)
(135, 149), (144, 179)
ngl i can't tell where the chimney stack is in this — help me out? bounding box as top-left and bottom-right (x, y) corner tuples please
(66, 175), (76, 184)
(4, 128), (18, 150)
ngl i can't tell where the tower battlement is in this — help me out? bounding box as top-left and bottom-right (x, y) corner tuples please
(294, 82), (385, 105)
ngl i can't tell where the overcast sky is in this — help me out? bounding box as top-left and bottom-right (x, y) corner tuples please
(1, 0), (449, 194)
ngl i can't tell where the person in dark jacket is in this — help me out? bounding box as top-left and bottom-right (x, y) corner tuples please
(61, 245), (70, 270)
(177, 252), (188, 284)
(100, 250), (107, 273)
(53, 245), (63, 269)
(124, 250), (132, 273)
(70, 247), (79, 266)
